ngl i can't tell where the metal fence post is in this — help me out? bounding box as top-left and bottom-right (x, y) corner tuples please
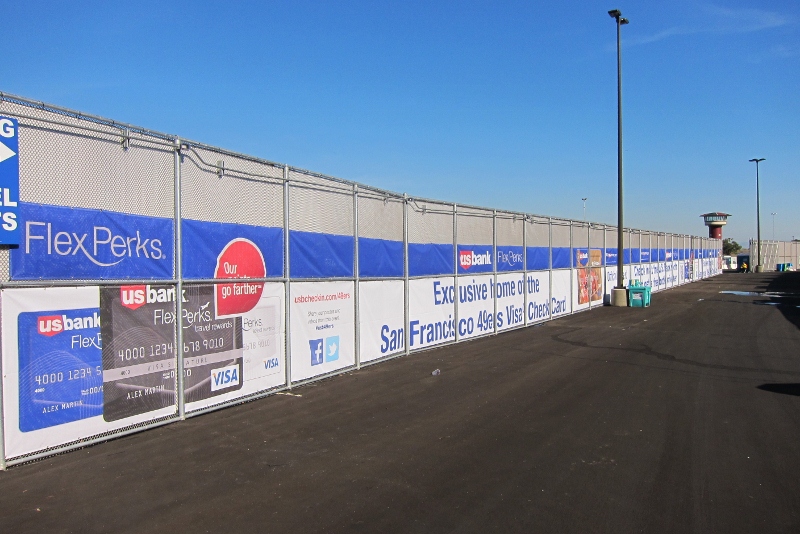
(403, 193), (410, 356)
(493, 209), (498, 334)
(283, 167), (292, 388)
(174, 138), (186, 420)
(587, 222), (592, 311)
(522, 216), (528, 325)
(549, 217), (553, 321)
(453, 204), (459, 342)
(603, 224), (607, 301)
(353, 184), (360, 369)
(569, 222), (574, 314)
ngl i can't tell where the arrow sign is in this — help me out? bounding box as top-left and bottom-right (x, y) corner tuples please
(0, 140), (15, 163)
(0, 116), (20, 244)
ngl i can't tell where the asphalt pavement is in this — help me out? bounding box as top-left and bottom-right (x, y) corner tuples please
(1, 272), (799, 533)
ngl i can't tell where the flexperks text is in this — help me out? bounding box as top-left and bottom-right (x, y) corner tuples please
(24, 221), (165, 267)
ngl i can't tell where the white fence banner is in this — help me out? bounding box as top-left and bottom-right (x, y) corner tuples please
(526, 271), (550, 324)
(358, 280), (404, 363)
(496, 273), (525, 332)
(551, 270), (571, 317)
(456, 274), (495, 340)
(290, 281), (355, 382)
(409, 277), (455, 350)
(666, 262), (678, 288)
(653, 262), (667, 292)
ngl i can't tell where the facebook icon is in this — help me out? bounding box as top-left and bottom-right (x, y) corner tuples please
(309, 339), (324, 366)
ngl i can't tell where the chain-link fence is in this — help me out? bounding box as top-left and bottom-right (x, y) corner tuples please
(0, 92), (722, 467)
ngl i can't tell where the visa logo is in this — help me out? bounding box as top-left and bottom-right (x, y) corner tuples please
(264, 357), (280, 370)
(210, 364), (240, 391)
(459, 250), (491, 269)
(37, 312), (100, 337)
(120, 285), (176, 310)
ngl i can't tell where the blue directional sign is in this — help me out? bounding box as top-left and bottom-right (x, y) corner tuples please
(0, 116), (20, 244)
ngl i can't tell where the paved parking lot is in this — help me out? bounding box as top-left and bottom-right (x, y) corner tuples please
(1, 272), (799, 533)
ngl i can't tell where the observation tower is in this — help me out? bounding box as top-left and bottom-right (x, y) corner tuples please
(701, 212), (730, 239)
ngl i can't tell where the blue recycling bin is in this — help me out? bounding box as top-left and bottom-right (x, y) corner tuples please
(628, 286), (651, 307)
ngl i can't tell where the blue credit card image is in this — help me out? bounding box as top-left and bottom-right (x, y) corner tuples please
(17, 308), (104, 432)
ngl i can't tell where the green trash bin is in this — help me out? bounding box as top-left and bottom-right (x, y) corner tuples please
(628, 286), (651, 307)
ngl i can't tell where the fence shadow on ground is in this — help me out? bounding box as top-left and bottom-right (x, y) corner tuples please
(757, 383), (800, 397)
(766, 272), (800, 330)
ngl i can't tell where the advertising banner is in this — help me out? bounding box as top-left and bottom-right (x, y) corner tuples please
(457, 244), (493, 274)
(2, 287), (177, 458)
(456, 274), (495, 340)
(573, 249), (602, 310)
(652, 262), (666, 292)
(666, 262), (678, 288)
(11, 203), (173, 280)
(100, 284), (177, 422)
(551, 270), (571, 317)
(631, 263), (651, 288)
(290, 281), (355, 382)
(496, 246), (524, 272)
(525, 271), (550, 324)
(496, 273), (525, 331)
(181, 219), (283, 279)
(408, 277), (455, 350)
(183, 283), (285, 412)
(358, 280), (404, 363)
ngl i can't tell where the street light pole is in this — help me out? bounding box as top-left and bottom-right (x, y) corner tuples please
(749, 158), (765, 272)
(609, 9), (628, 304)
(582, 197), (587, 222)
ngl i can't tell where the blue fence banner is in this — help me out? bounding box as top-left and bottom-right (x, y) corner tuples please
(0, 116), (20, 244)
(409, 243), (453, 276)
(359, 237), (403, 278)
(457, 244), (494, 274)
(290, 231), (354, 278)
(11, 203), (174, 280)
(182, 219), (283, 279)
(640, 249), (650, 263)
(526, 246), (549, 271)
(552, 247), (571, 269)
(496, 245), (523, 272)
(605, 249), (618, 266)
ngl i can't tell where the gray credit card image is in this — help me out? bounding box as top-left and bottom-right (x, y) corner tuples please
(101, 285), (177, 422)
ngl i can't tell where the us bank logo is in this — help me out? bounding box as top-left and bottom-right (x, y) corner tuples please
(459, 250), (491, 269)
(310, 336), (340, 366)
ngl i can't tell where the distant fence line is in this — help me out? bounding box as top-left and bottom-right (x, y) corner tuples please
(747, 239), (799, 271)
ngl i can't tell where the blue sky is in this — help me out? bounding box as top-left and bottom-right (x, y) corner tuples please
(2, 1), (798, 244)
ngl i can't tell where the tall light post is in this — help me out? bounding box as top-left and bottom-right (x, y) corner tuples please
(771, 212), (776, 240)
(582, 197), (588, 222)
(609, 9), (628, 305)
(749, 158), (765, 272)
